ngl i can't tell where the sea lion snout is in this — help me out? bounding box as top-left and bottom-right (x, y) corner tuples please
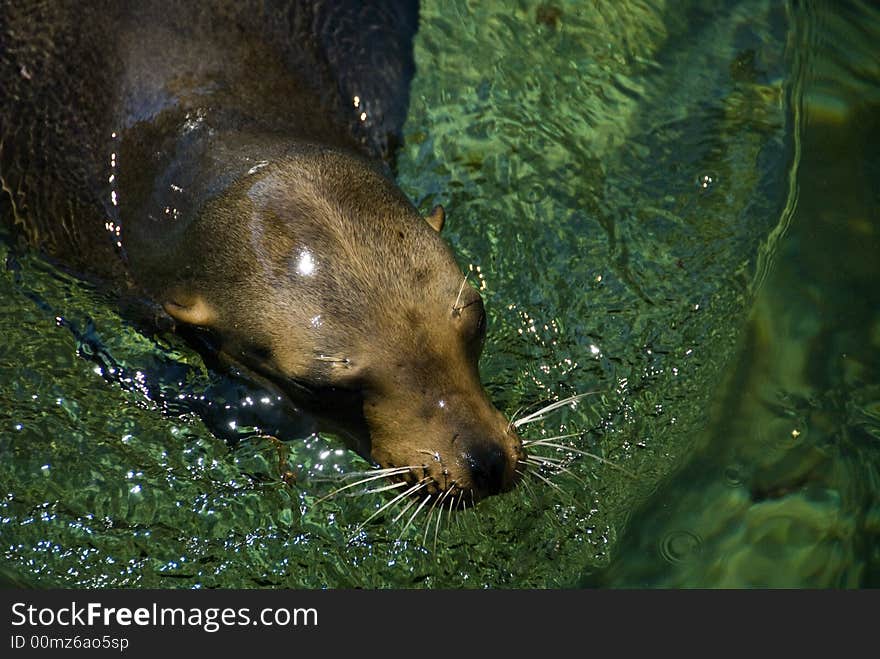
(363, 380), (525, 505)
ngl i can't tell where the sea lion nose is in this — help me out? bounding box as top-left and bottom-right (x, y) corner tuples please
(465, 443), (508, 496)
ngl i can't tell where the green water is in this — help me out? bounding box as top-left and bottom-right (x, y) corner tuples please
(1, 0), (878, 588)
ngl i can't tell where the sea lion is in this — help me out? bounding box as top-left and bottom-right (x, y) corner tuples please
(0, 1), (524, 504)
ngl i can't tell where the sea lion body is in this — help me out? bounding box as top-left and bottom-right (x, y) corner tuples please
(1, 1), (523, 502)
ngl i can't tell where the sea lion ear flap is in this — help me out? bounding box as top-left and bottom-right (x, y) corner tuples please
(163, 291), (218, 327)
(425, 205), (445, 232)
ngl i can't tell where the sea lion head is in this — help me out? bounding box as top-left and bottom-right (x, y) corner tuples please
(157, 145), (524, 505)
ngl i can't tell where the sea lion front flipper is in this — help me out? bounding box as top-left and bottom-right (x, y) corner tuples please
(312, 0), (420, 165)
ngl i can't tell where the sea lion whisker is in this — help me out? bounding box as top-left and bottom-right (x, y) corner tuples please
(515, 391), (595, 418)
(524, 457), (569, 474)
(432, 503), (443, 552)
(516, 469), (538, 502)
(510, 396), (555, 426)
(469, 489), (486, 534)
(523, 457), (558, 473)
(507, 406), (526, 433)
(446, 496), (457, 533)
(433, 487), (454, 551)
(452, 273), (469, 313)
(524, 440), (586, 449)
(521, 432), (583, 446)
(528, 469), (564, 492)
(440, 484), (457, 505)
(313, 468), (414, 504)
(359, 481), (409, 496)
(310, 466), (413, 486)
(524, 453), (565, 465)
(392, 494), (422, 525)
(336, 465), (421, 479)
(523, 457), (588, 487)
(352, 478), (431, 534)
(512, 392), (597, 428)
(435, 486), (455, 520)
(524, 441), (635, 478)
(423, 497), (441, 547)
(454, 491), (468, 530)
(399, 493), (433, 539)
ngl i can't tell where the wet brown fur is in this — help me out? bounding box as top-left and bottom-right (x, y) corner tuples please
(1, 0), (523, 503)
